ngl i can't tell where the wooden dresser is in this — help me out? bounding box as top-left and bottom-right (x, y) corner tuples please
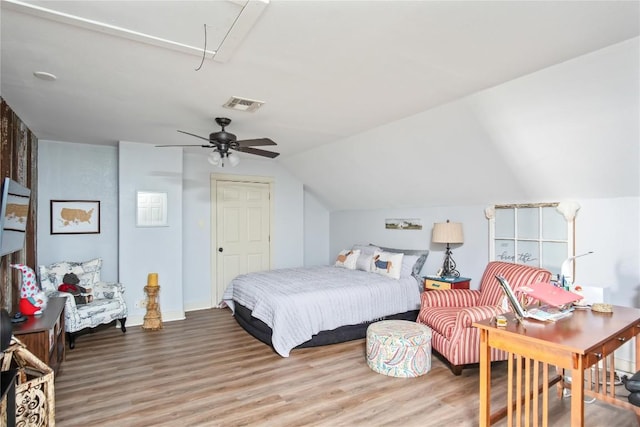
(11, 297), (66, 376)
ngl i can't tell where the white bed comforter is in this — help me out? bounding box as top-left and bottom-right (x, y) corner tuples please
(222, 266), (421, 357)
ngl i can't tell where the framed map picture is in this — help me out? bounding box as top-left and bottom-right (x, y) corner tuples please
(50, 200), (100, 234)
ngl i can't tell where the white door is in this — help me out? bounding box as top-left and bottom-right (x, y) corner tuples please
(214, 179), (271, 302)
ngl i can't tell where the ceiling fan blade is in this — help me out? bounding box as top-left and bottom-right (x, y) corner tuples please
(155, 144), (212, 148)
(235, 146), (280, 158)
(236, 138), (277, 147)
(177, 130), (211, 142)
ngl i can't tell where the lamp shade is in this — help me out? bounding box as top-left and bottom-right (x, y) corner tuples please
(432, 221), (464, 244)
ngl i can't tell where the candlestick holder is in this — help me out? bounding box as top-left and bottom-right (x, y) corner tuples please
(142, 285), (162, 330)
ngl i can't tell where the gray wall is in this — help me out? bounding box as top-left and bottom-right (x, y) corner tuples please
(118, 141), (184, 324)
(37, 141), (119, 282)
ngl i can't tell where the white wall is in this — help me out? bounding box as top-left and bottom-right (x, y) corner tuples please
(283, 37), (639, 212)
(37, 141), (119, 281)
(303, 190), (330, 267)
(118, 141), (184, 325)
(181, 151), (306, 311)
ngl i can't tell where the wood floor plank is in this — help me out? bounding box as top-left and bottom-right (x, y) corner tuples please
(52, 308), (638, 426)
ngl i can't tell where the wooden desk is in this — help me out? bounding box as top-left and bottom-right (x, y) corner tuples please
(474, 306), (640, 426)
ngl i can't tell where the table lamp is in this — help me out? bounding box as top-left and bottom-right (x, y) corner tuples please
(432, 220), (464, 277)
(560, 251), (594, 289)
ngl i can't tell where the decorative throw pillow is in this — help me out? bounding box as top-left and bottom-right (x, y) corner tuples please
(38, 258), (103, 293)
(372, 251), (404, 280)
(375, 245), (429, 278)
(352, 244), (381, 272)
(335, 249), (360, 270)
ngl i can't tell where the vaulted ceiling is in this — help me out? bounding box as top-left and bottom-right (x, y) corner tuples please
(2, 1), (639, 210)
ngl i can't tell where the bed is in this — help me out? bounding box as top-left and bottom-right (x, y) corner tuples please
(222, 245), (428, 357)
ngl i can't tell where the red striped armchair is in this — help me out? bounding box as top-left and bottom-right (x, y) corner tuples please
(417, 261), (551, 375)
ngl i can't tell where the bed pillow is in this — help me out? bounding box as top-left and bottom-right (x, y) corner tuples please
(351, 245), (381, 272)
(372, 251), (403, 280)
(376, 245), (429, 278)
(352, 244), (381, 256)
(334, 249), (360, 270)
(400, 255), (420, 278)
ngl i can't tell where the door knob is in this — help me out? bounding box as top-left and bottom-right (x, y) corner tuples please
(218, 247), (223, 252)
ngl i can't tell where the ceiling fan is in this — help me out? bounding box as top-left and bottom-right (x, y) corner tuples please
(156, 117), (279, 166)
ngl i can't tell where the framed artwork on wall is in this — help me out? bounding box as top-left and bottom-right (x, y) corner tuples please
(385, 218), (422, 230)
(50, 200), (100, 234)
(136, 191), (168, 227)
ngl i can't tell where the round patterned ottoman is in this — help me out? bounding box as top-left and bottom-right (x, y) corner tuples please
(366, 320), (432, 378)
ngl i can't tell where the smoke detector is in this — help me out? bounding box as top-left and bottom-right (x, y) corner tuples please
(223, 96), (264, 112)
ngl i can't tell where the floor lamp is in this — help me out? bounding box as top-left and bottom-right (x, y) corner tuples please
(432, 220), (464, 277)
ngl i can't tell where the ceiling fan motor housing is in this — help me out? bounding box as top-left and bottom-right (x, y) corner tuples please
(210, 130), (236, 145)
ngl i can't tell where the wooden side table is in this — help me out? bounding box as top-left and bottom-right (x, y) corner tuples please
(423, 276), (471, 291)
(142, 285), (162, 330)
(11, 297), (65, 375)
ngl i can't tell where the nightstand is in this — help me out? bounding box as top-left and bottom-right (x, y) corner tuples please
(423, 276), (471, 291)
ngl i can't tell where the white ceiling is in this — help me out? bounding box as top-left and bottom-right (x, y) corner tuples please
(2, 0), (639, 210)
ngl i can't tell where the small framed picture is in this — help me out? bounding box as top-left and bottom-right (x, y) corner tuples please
(136, 191), (168, 227)
(385, 218), (422, 230)
(50, 200), (100, 234)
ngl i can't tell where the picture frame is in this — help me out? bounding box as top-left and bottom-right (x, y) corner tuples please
(50, 200), (100, 234)
(385, 218), (422, 230)
(136, 191), (168, 227)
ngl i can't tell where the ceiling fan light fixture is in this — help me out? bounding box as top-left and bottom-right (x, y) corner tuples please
(227, 152), (240, 167)
(208, 150), (222, 166)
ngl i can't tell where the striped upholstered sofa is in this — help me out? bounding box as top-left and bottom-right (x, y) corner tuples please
(417, 261), (551, 375)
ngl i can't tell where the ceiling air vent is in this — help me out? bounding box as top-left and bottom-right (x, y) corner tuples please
(223, 96), (264, 112)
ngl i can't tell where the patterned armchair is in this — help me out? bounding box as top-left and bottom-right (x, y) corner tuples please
(37, 258), (127, 349)
(417, 261), (551, 375)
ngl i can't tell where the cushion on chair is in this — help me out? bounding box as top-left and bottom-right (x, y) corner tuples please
(76, 299), (124, 320)
(477, 262), (551, 307)
(38, 258), (103, 293)
(417, 307), (458, 339)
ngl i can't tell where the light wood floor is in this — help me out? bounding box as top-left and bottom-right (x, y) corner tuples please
(53, 308), (639, 426)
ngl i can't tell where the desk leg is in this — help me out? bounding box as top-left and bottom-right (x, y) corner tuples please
(479, 328), (491, 427)
(571, 358), (585, 427)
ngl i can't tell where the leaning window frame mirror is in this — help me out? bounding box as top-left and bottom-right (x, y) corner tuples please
(486, 202), (579, 280)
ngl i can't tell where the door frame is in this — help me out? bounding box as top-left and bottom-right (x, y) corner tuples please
(210, 173), (274, 306)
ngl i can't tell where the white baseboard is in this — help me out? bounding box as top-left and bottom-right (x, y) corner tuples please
(184, 301), (212, 312)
